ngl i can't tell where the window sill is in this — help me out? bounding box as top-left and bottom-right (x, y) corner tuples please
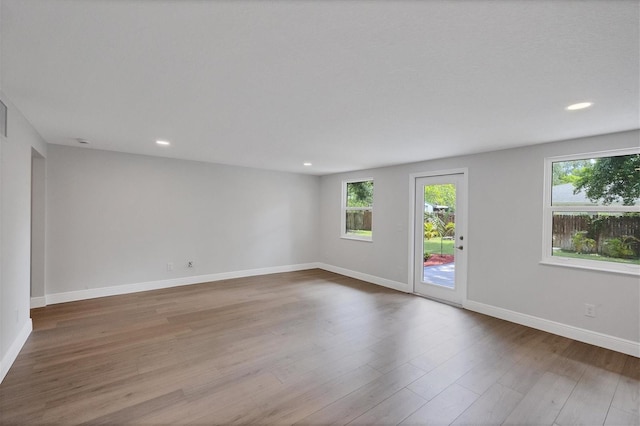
(539, 258), (640, 276)
(341, 235), (373, 243)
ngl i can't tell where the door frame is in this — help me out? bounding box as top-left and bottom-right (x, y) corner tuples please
(408, 168), (469, 305)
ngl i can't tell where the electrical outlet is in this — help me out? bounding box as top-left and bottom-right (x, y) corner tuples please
(188, 261), (194, 268)
(584, 303), (596, 318)
(167, 262), (173, 272)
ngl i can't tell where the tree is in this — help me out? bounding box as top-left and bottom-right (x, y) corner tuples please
(574, 154), (640, 205)
(347, 181), (373, 207)
(552, 160), (590, 185)
(424, 184), (455, 212)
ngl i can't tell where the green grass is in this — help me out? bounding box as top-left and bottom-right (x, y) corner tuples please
(346, 230), (372, 237)
(424, 237), (455, 256)
(554, 250), (640, 265)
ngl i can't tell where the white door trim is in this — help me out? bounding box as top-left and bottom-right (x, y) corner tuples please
(408, 168), (469, 305)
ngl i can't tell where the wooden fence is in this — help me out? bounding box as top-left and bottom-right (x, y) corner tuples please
(346, 210), (372, 231)
(552, 214), (639, 252)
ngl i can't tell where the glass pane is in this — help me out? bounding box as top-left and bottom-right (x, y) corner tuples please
(551, 154), (639, 206)
(423, 184), (456, 288)
(346, 181), (373, 208)
(552, 212), (640, 265)
(345, 209), (372, 237)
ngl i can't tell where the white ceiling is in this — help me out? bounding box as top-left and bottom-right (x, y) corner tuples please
(1, 0), (638, 175)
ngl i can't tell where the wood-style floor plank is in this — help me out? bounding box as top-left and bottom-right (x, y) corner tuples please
(610, 355), (640, 418)
(295, 363), (426, 425)
(555, 346), (628, 426)
(399, 383), (479, 425)
(605, 406), (640, 426)
(1, 269), (638, 425)
(451, 382), (524, 425)
(349, 388), (427, 425)
(502, 371), (576, 425)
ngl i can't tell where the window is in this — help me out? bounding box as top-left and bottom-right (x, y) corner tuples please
(342, 179), (373, 241)
(542, 149), (640, 275)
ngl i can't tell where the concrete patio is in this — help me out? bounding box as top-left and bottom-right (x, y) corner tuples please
(423, 263), (455, 289)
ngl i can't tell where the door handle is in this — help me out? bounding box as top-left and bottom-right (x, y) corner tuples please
(456, 245), (464, 250)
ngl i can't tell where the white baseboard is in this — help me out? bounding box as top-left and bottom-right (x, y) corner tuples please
(1, 319), (32, 384)
(30, 296), (46, 309)
(464, 300), (640, 358)
(42, 263), (321, 306)
(317, 263), (410, 293)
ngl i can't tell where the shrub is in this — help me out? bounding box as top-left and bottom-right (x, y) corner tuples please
(571, 231), (596, 254)
(604, 236), (639, 259)
(444, 221), (455, 237)
(424, 222), (438, 240)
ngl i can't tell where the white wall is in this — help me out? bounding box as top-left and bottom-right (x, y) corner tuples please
(320, 130), (640, 347)
(45, 145), (320, 297)
(0, 93), (47, 382)
(30, 149), (46, 299)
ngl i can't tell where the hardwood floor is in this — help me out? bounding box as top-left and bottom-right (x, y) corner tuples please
(1, 269), (638, 425)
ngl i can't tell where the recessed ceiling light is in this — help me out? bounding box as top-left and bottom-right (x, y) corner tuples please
(566, 102), (593, 111)
(303, 162), (312, 166)
(76, 138), (90, 144)
(156, 140), (170, 146)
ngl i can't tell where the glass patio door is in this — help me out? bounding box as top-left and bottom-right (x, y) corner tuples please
(414, 173), (467, 306)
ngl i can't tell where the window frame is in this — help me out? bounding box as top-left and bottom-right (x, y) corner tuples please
(341, 178), (374, 242)
(541, 147), (640, 275)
